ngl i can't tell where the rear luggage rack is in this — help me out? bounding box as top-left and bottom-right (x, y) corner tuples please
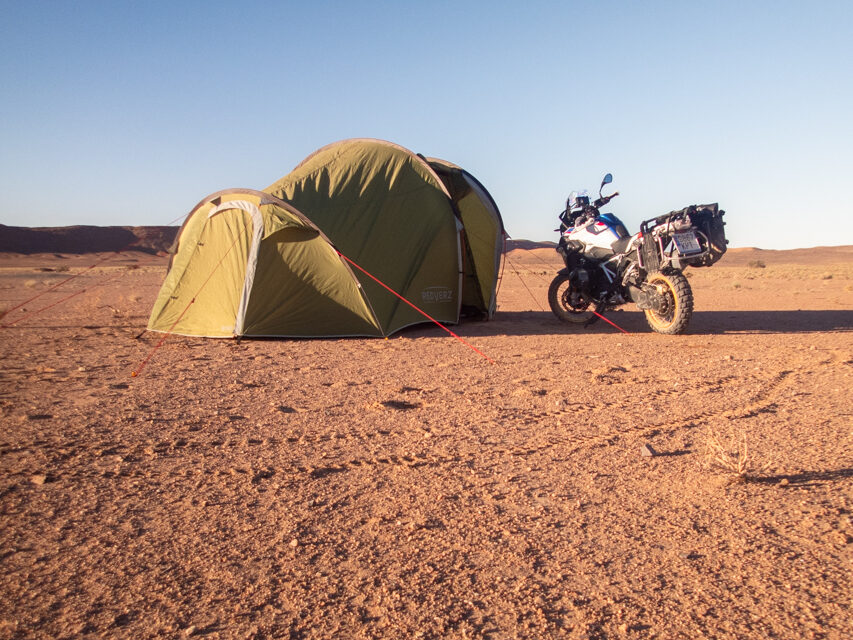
(685, 204), (727, 267)
(639, 235), (661, 272)
(640, 203), (727, 269)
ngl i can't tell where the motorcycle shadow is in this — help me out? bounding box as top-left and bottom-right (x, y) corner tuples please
(687, 309), (853, 335)
(456, 309), (853, 337)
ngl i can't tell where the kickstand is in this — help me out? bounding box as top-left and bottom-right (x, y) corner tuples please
(584, 304), (605, 328)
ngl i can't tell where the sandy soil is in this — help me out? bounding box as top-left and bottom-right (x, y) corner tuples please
(0, 247), (851, 639)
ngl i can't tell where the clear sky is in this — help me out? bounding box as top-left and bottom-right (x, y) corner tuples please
(1, 0), (851, 249)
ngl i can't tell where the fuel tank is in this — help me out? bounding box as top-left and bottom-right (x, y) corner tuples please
(563, 213), (630, 259)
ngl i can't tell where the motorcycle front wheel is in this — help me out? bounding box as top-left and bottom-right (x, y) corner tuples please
(643, 270), (693, 334)
(548, 273), (595, 324)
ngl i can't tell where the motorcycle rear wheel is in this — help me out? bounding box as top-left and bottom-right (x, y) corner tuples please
(643, 270), (693, 334)
(548, 273), (595, 324)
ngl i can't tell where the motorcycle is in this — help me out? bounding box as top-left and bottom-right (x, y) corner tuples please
(548, 173), (727, 334)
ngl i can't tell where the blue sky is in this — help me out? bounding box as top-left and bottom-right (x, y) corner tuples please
(1, 0), (851, 249)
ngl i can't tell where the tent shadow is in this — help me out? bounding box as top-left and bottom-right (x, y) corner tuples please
(3, 323), (148, 331)
(11, 310), (851, 339)
(429, 309), (853, 338)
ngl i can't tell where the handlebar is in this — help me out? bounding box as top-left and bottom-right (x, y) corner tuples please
(560, 190), (620, 227)
(594, 191), (619, 208)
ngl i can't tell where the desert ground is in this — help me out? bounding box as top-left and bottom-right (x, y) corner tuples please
(1, 244), (851, 639)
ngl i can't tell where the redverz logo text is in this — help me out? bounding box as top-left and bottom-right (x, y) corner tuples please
(421, 287), (453, 304)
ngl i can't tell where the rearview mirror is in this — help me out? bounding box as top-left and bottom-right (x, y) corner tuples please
(601, 173), (613, 187)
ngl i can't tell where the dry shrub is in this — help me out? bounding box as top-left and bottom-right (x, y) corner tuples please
(56, 265), (70, 273)
(24, 279), (38, 288)
(702, 426), (768, 481)
(748, 260), (766, 269)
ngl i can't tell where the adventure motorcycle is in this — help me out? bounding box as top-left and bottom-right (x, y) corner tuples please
(548, 174), (727, 334)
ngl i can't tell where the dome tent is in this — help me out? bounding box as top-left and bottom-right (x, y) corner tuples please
(424, 156), (504, 318)
(264, 139), (463, 335)
(148, 139), (504, 338)
(147, 189), (383, 337)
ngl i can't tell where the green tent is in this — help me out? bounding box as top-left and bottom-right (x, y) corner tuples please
(425, 157), (504, 318)
(147, 189), (382, 337)
(148, 139), (504, 338)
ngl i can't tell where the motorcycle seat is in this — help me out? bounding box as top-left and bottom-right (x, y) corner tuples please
(611, 236), (633, 254)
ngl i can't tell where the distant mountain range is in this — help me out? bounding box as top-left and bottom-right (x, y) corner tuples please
(0, 225), (849, 264)
(505, 239), (556, 251)
(0, 224), (178, 255)
(0, 225), (561, 255)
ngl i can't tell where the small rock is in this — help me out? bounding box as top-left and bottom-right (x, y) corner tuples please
(778, 478), (789, 486)
(640, 444), (657, 457)
(829, 531), (851, 545)
(113, 612), (132, 627)
(252, 468), (275, 483)
(289, 538), (298, 548)
(31, 474), (48, 485)
(184, 625), (197, 637)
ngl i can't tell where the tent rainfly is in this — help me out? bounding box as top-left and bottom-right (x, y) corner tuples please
(148, 139), (504, 338)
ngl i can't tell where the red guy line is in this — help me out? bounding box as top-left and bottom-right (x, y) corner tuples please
(503, 256), (545, 312)
(337, 251), (495, 364)
(1, 270), (130, 328)
(132, 229), (245, 377)
(0, 252), (120, 320)
(2, 213), (189, 323)
(591, 309), (632, 335)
